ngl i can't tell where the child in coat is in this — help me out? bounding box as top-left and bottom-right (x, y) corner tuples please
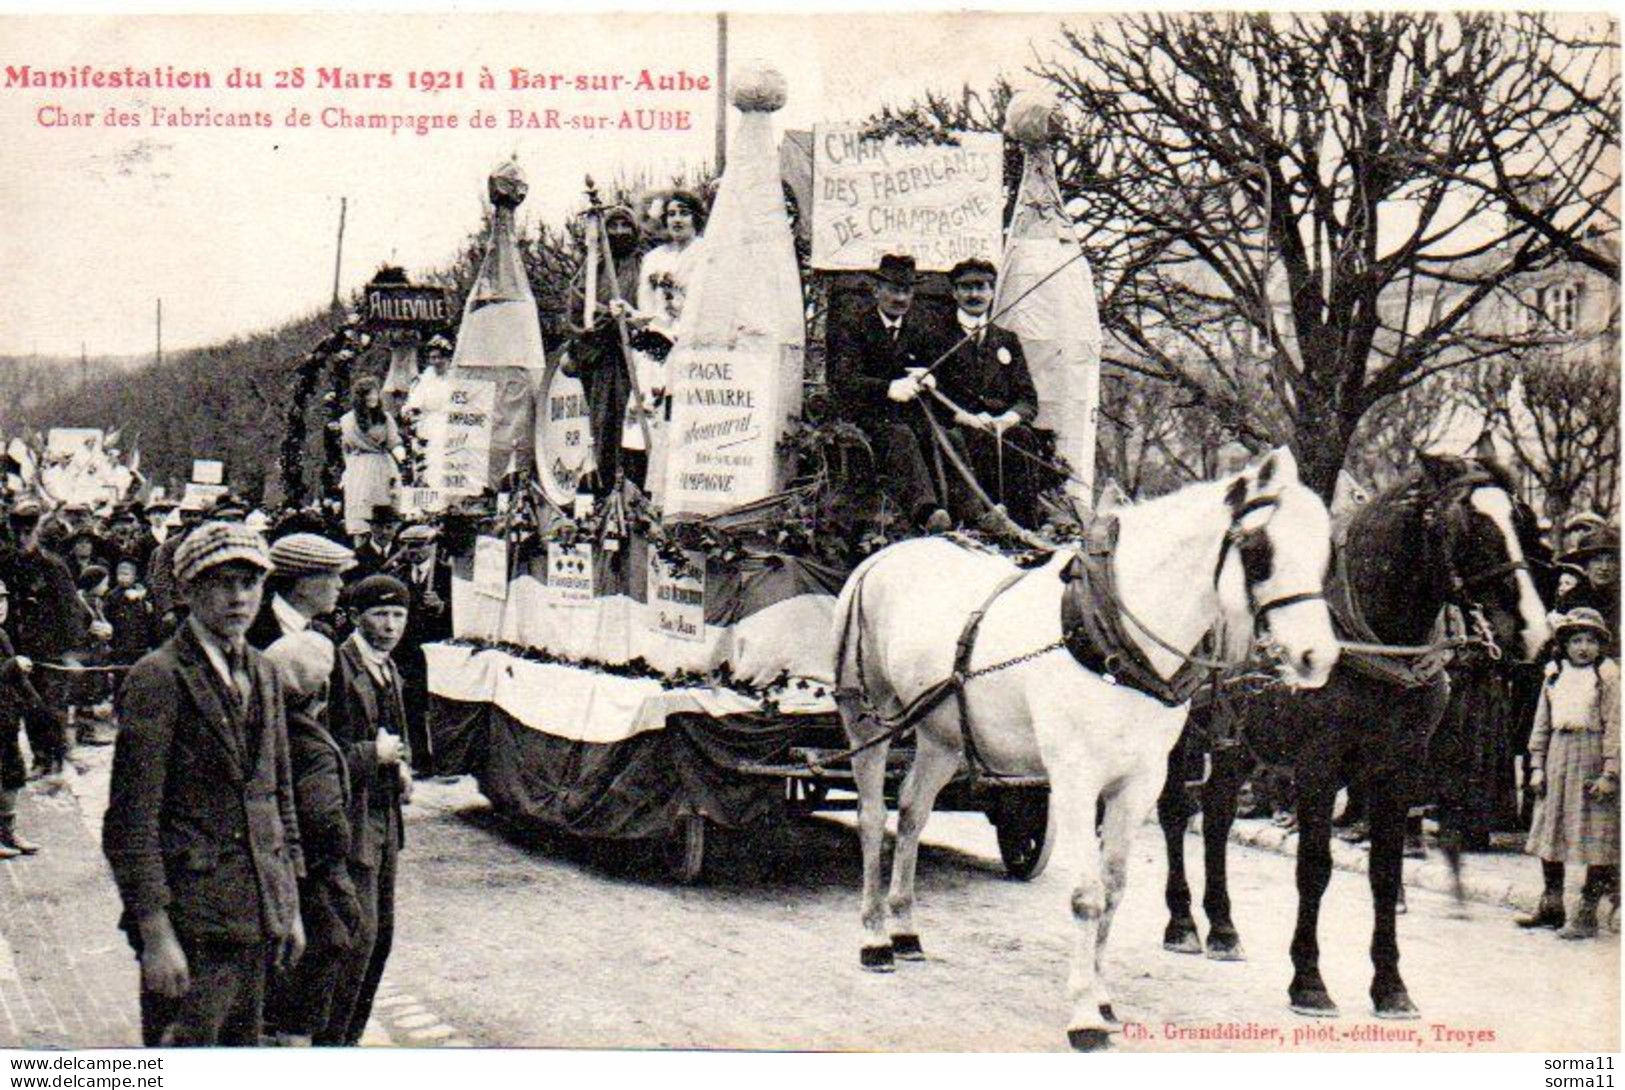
(103, 557), (157, 666)
(1519, 607), (1620, 938)
(261, 630), (363, 1045)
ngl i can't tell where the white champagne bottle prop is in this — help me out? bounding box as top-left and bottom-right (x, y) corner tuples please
(660, 62), (804, 518)
(994, 91), (1102, 509)
(446, 160), (548, 492)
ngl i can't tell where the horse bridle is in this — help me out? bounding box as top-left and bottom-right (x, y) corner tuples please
(1419, 470), (1531, 660)
(1214, 495), (1325, 633)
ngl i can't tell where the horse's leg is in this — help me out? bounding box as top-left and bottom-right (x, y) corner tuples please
(1046, 748), (1113, 1051)
(1157, 743), (1201, 955)
(1096, 768), (1167, 1026)
(1202, 748), (1247, 961)
(1288, 767), (1340, 1016)
(1367, 778), (1419, 1018)
(841, 698), (895, 972)
(886, 731), (961, 960)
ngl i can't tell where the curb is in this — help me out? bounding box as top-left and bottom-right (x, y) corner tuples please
(1223, 819), (1544, 914)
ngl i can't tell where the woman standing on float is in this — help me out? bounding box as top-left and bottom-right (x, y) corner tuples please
(339, 375), (401, 541)
(625, 190), (706, 497)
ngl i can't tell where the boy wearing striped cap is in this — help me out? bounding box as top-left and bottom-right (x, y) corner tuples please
(102, 521), (305, 1045)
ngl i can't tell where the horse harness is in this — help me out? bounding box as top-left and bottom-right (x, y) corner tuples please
(1330, 467), (1520, 689)
(830, 496), (1321, 782)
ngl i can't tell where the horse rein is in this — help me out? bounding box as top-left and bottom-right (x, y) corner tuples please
(1114, 493), (1325, 675)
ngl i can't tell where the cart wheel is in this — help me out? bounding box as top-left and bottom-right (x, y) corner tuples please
(661, 814), (707, 885)
(993, 791), (1055, 881)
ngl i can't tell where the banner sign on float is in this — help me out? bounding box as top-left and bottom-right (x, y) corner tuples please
(363, 282), (452, 330)
(534, 360), (594, 508)
(190, 459), (224, 485)
(429, 379), (496, 496)
(398, 486), (445, 517)
(472, 534), (509, 600)
(662, 349), (780, 516)
(647, 548), (706, 642)
(810, 123), (1004, 271)
(544, 543), (595, 608)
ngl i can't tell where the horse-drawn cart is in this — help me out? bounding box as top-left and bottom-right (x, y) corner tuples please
(730, 718), (1056, 882)
(427, 629), (1055, 885)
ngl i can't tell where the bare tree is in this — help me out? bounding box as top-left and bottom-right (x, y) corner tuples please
(1471, 350), (1620, 518)
(881, 12), (1620, 498)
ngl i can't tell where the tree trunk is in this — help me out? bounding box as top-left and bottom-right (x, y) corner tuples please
(1291, 403), (1352, 503)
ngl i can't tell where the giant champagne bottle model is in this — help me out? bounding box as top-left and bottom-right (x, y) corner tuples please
(660, 62), (804, 518)
(994, 91), (1102, 509)
(446, 160), (548, 490)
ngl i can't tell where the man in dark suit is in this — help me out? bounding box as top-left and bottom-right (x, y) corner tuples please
(827, 253), (952, 531)
(102, 521), (304, 1046)
(322, 574), (412, 1046)
(921, 257), (1043, 529)
(384, 524), (452, 777)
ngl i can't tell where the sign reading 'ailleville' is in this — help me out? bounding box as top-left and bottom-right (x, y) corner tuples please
(364, 283), (453, 329)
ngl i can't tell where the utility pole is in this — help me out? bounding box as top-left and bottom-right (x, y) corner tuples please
(332, 196), (348, 309)
(155, 299), (163, 367)
(715, 13), (728, 173)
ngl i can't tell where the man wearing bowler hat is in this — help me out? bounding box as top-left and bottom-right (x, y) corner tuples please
(918, 257), (1043, 529)
(322, 573), (413, 1045)
(102, 521), (304, 1046)
(828, 253), (953, 531)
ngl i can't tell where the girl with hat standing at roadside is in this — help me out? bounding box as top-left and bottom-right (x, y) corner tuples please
(1518, 607), (1620, 938)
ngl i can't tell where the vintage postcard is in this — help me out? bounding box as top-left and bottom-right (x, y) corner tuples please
(0, 7), (1617, 1073)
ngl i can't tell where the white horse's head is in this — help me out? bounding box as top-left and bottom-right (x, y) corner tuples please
(1214, 448), (1339, 688)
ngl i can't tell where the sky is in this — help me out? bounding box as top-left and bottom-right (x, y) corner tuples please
(0, 11), (1081, 358)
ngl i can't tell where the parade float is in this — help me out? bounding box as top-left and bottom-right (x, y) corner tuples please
(421, 76), (1100, 881)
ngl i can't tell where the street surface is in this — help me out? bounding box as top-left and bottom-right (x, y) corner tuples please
(375, 776), (1619, 1053)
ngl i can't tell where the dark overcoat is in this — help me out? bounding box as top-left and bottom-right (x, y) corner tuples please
(102, 623), (304, 947)
(827, 307), (944, 429)
(327, 639), (409, 866)
(923, 322), (1039, 424)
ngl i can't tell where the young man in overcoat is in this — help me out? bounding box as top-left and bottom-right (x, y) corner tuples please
(101, 521), (305, 1046)
(321, 573), (412, 1046)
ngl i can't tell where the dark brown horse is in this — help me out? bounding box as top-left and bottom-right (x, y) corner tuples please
(1157, 454), (1551, 1018)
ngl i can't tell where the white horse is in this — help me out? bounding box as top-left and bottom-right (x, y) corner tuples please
(831, 447), (1341, 1050)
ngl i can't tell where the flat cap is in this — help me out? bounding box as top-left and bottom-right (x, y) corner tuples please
(174, 521), (272, 585)
(346, 573), (411, 615)
(398, 523), (438, 544)
(270, 533), (356, 577)
(948, 257), (998, 283)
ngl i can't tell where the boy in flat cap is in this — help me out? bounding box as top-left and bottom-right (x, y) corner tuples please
(102, 522), (304, 1046)
(917, 258), (1043, 528)
(321, 573), (412, 1045)
(247, 533), (356, 651)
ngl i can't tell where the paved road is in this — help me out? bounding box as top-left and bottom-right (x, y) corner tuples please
(380, 777), (1619, 1053)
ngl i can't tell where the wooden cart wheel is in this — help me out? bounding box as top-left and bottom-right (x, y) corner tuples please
(993, 791), (1055, 881)
(661, 814), (707, 885)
